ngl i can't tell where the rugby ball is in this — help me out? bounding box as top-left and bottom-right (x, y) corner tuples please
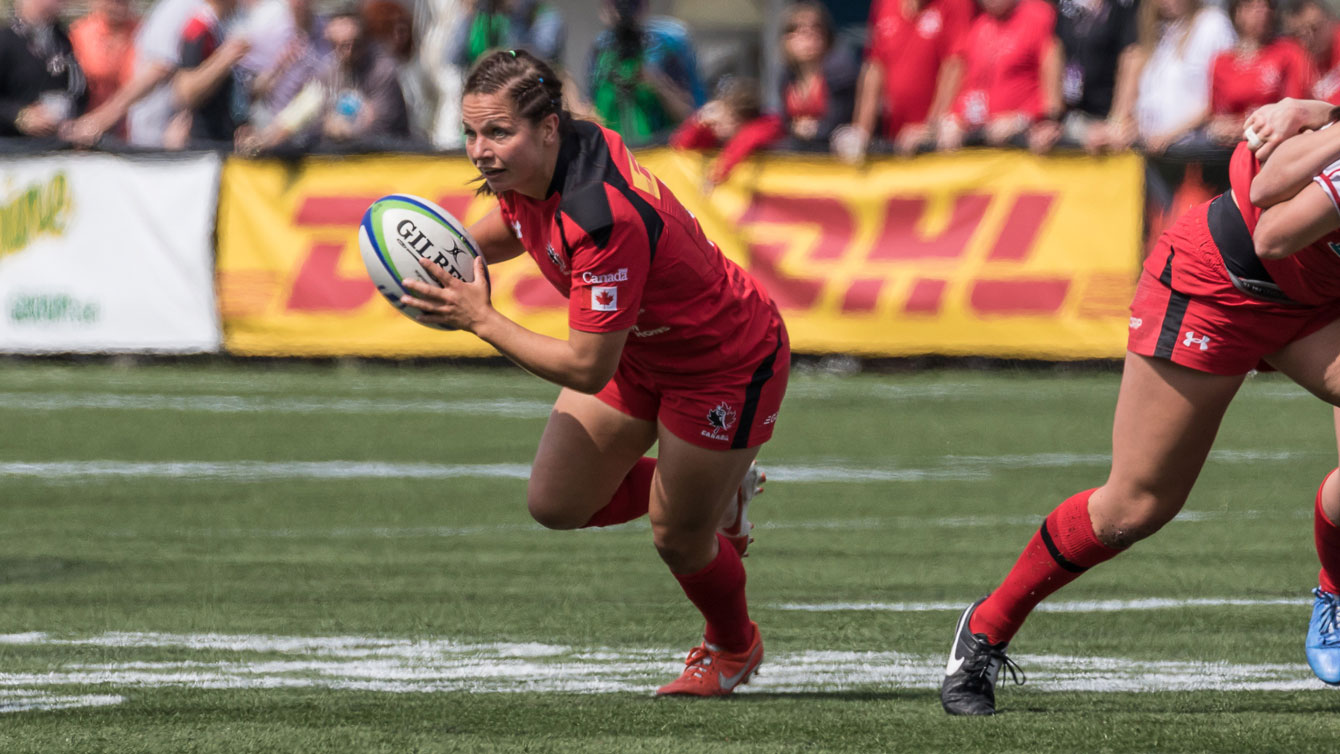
(358, 194), (482, 329)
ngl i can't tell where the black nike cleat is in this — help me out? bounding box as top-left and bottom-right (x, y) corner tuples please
(940, 597), (1024, 716)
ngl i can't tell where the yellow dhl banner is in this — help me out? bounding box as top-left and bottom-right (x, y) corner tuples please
(216, 149), (1143, 358)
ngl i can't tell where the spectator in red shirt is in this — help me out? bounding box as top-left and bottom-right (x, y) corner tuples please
(669, 77), (779, 187)
(1206, 0), (1312, 145)
(775, 2), (857, 149)
(1282, 0), (1340, 102)
(69, 0), (139, 117)
(938, 0), (1064, 152)
(844, 0), (974, 157)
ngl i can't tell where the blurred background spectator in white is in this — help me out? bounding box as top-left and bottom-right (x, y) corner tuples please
(1134, 0), (1235, 154)
(246, 0), (328, 131)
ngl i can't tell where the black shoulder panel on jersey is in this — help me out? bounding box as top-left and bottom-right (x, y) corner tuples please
(553, 120), (664, 261)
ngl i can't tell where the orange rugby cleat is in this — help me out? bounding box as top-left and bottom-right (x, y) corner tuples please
(656, 622), (764, 697)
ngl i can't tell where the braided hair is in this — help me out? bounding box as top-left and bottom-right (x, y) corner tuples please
(463, 49), (569, 195)
(464, 49), (568, 129)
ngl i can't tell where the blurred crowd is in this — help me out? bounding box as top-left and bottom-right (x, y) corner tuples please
(3, 0), (1340, 172)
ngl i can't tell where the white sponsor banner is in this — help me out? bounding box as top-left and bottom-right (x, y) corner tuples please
(0, 152), (221, 353)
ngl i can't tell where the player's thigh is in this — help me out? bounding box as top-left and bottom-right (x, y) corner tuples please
(647, 426), (759, 546)
(528, 388), (657, 527)
(1093, 352), (1244, 541)
(1267, 317), (1340, 405)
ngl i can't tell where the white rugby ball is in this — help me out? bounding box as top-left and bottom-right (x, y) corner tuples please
(358, 194), (482, 330)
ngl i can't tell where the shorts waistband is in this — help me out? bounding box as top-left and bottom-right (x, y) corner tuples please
(1207, 192), (1301, 306)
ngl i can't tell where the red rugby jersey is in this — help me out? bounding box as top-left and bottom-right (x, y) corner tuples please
(1210, 40), (1313, 116)
(1229, 141), (1340, 304)
(868, 0), (974, 137)
(497, 120), (779, 374)
(952, 0), (1055, 126)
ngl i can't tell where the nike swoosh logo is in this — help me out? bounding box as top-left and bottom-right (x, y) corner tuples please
(945, 606), (973, 676)
(718, 644), (762, 692)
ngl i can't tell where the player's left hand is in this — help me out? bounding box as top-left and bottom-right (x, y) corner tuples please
(400, 256), (493, 332)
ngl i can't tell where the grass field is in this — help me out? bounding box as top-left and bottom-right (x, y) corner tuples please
(3, 359), (1340, 752)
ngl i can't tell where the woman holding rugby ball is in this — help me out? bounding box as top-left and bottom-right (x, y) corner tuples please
(398, 49), (788, 696)
(940, 97), (1340, 716)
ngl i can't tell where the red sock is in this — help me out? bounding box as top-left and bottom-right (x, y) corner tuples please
(970, 488), (1122, 644)
(674, 534), (753, 652)
(583, 457), (656, 528)
(1315, 470), (1340, 595)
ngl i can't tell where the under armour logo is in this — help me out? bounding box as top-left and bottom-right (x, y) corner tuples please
(1183, 331), (1211, 351)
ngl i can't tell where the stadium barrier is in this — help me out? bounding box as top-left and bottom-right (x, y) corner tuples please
(1, 146), (1149, 359)
(0, 151), (222, 353)
(216, 148), (1145, 359)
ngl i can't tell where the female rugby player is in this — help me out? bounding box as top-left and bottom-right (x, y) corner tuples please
(940, 97), (1340, 715)
(398, 49), (789, 696)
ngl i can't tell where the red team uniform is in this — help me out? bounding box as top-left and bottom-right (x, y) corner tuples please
(866, 0), (974, 138)
(1210, 40), (1314, 118)
(951, 0), (1055, 127)
(498, 120), (790, 446)
(1129, 140), (1340, 374)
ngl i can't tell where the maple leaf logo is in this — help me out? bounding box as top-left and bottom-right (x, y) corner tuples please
(707, 402), (737, 431)
(595, 290), (614, 307)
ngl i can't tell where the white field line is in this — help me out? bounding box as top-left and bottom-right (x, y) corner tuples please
(0, 449), (1321, 484)
(0, 392), (553, 418)
(0, 377), (1313, 417)
(92, 509), (1282, 541)
(770, 597), (1308, 613)
(0, 629), (1328, 715)
(782, 379), (1316, 402)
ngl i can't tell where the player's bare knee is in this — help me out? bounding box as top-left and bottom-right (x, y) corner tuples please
(651, 526), (712, 572)
(525, 493), (585, 530)
(1094, 489), (1179, 547)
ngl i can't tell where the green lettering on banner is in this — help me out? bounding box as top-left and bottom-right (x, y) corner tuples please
(0, 172), (74, 260)
(8, 294), (99, 325)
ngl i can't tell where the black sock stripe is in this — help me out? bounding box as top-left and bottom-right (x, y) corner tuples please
(730, 333), (782, 450)
(1039, 521), (1088, 574)
(1153, 288), (1190, 359)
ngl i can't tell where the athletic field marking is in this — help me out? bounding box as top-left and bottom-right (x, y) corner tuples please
(89, 509), (1281, 541)
(0, 630), (1327, 714)
(0, 449), (1321, 484)
(0, 392), (552, 418)
(770, 597), (1307, 613)
(0, 690), (125, 713)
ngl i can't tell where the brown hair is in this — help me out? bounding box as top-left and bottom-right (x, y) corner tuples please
(1139, 0), (1206, 51)
(781, 1), (835, 56)
(716, 77), (763, 121)
(1227, 0), (1278, 41)
(463, 49), (570, 195)
(464, 48), (568, 127)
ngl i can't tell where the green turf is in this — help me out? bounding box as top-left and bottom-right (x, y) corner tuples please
(2, 360), (1340, 752)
